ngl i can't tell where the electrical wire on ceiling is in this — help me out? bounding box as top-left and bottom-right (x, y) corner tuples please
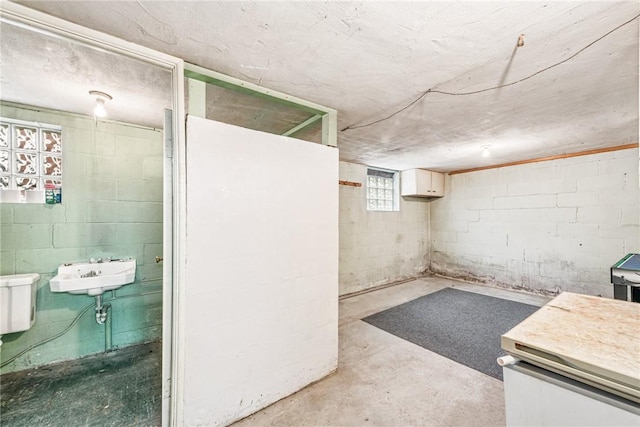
(341, 12), (640, 132)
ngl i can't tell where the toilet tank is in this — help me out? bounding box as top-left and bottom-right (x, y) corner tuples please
(0, 273), (39, 335)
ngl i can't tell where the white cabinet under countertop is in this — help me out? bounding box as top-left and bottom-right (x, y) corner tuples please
(400, 169), (444, 197)
(501, 292), (640, 426)
(503, 362), (639, 426)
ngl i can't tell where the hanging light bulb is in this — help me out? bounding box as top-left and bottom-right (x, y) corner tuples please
(93, 98), (107, 117)
(482, 145), (491, 158)
(89, 90), (112, 118)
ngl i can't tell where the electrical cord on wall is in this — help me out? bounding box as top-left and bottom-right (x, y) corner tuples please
(0, 303), (94, 369)
(341, 12), (640, 132)
(0, 290), (162, 369)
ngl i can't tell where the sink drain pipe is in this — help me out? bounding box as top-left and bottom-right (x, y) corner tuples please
(105, 305), (112, 351)
(94, 295), (113, 352)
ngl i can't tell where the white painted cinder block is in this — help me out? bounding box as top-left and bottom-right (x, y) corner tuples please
(338, 161), (430, 295)
(430, 148), (640, 296)
(493, 194), (557, 210)
(556, 223), (599, 238)
(576, 206), (621, 224)
(507, 178), (577, 196)
(557, 160), (598, 179)
(466, 197), (494, 210)
(557, 192), (599, 207)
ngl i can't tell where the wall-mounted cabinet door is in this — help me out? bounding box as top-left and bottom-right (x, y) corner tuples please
(401, 169), (444, 197)
(430, 171), (445, 197)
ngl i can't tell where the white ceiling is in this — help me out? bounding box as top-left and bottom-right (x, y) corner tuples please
(0, 20), (173, 129)
(3, 1), (639, 172)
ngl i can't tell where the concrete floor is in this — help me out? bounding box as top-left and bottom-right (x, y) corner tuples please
(0, 341), (162, 426)
(0, 276), (548, 427)
(233, 276), (549, 427)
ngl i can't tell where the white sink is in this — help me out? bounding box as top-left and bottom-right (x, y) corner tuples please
(50, 259), (136, 296)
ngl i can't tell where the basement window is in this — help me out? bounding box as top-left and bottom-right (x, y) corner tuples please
(366, 168), (399, 211)
(0, 118), (62, 203)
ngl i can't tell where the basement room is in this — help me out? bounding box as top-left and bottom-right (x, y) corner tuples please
(0, 1), (638, 426)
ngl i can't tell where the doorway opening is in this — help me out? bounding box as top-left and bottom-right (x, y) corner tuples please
(0, 4), (183, 426)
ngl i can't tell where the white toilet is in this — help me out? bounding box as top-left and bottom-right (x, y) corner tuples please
(0, 273), (40, 344)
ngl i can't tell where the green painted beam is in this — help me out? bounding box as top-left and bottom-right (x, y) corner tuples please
(185, 62), (338, 146)
(322, 110), (338, 147)
(282, 114), (322, 137)
(185, 64), (328, 116)
(187, 78), (206, 118)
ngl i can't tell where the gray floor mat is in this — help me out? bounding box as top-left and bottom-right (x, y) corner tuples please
(362, 287), (539, 380)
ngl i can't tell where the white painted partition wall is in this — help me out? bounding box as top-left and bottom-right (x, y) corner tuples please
(182, 116), (339, 426)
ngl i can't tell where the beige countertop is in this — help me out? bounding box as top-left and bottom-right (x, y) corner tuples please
(502, 292), (640, 402)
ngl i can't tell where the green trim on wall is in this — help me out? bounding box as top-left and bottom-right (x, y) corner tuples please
(184, 63), (338, 147)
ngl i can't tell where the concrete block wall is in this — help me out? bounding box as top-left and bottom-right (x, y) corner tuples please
(339, 161), (430, 295)
(0, 103), (163, 373)
(430, 148), (640, 297)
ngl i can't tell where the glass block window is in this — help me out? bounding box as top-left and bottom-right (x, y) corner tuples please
(0, 118), (62, 192)
(367, 168), (398, 211)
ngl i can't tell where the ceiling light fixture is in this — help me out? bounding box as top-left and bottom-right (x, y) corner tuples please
(89, 90), (112, 118)
(481, 145), (491, 158)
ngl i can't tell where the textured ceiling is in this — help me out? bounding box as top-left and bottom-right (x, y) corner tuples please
(3, 1), (640, 172)
(0, 20), (172, 128)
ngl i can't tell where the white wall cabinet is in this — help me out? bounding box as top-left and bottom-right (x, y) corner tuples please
(401, 169), (444, 197)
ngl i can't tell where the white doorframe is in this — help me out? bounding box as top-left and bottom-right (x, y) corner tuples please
(0, 3), (186, 425)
